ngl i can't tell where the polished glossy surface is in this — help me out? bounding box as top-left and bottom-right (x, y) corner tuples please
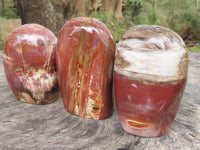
(114, 25), (189, 137)
(114, 73), (186, 137)
(3, 24), (59, 104)
(56, 17), (115, 119)
(0, 51), (200, 149)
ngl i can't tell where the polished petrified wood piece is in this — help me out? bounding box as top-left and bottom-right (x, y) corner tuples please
(3, 24), (59, 105)
(0, 51), (200, 149)
(56, 17), (115, 120)
(114, 25), (189, 137)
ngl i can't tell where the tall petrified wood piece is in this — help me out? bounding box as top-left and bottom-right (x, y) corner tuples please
(56, 17), (115, 120)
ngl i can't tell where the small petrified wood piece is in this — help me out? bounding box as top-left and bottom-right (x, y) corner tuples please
(3, 24), (59, 105)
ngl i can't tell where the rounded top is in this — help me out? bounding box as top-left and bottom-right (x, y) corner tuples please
(59, 17), (113, 39)
(4, 23), (57, 70)
(5, 23), (56, 49)
(114, 25), (189, 84)
(57, 17), (115, 60)
(118, 25), (185, 52)
(9, 23), (55, 36)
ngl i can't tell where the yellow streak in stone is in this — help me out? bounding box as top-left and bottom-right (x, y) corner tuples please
(126, 119), (152, 129)
(16, 46), (23, 53)
(3, 54), (13, 64)
(85, 75), (96, 118)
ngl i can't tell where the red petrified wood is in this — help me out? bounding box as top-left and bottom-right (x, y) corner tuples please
(56, 17), (115, 120)
(114, 25), (189, 137)
(3, 24), (59, 105)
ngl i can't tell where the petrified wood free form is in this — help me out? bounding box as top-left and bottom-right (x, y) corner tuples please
(56, 17), (115, 120)
(0, 51), (199, 149)
(3, 24), (59, 105)
(114, 25), (189, 137)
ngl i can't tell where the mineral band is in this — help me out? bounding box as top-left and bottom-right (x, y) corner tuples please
(114, 46), (188, 83)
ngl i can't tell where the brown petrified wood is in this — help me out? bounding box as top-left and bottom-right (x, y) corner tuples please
(0, 51), (200, 149)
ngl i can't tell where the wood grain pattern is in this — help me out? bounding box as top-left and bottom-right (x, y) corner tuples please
(0, 51), (200, 150)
